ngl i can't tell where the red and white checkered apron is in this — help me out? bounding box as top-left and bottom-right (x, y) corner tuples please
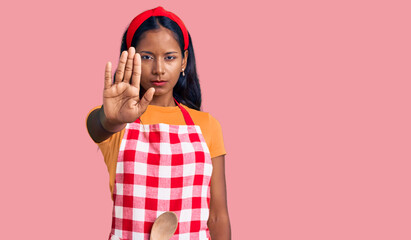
(110, 99), (213, 240)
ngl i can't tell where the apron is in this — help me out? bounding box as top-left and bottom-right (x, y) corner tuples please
(110, 98), (213, 240)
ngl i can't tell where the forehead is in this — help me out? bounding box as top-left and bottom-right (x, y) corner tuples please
(136, 27), (180, 52)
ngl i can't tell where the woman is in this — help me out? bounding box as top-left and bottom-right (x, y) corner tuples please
(86, 6), (231, 240)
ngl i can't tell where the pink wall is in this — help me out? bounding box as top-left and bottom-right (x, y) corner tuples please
(1, 0), (410, 239)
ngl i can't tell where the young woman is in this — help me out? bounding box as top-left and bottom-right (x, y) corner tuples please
(86, 6), (231, 240)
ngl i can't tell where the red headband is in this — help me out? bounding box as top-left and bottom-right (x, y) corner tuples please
(126, 6), (189, 50)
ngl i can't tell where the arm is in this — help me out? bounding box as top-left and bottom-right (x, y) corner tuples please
(86, 106), (126, 143)
(208, 155), (231, 240)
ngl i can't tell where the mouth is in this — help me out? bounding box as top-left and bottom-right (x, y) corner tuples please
(151, 80), (167, 86)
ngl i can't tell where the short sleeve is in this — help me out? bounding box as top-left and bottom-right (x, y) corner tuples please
(85, 106), (124, 171)
(208, 114), (227, 158)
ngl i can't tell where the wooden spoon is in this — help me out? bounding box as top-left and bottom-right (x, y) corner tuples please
(150, 211), (178, 240)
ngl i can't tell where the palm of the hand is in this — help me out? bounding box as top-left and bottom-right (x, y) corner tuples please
(102, 47), (155, 127)
(103, 82), (141, 124)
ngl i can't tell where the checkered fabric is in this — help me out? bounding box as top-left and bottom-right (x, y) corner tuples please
(110, 100), (213, 240)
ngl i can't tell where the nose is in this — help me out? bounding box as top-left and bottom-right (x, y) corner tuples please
(152, 58), (165, 76)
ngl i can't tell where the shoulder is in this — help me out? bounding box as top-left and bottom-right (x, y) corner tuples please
(181, 104), (222, 131)
(182, 105), (226, 158)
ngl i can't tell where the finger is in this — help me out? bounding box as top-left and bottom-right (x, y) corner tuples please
(123, 47), (136, 84)
(104, 62), (112, 89)
(138, 87), (155, 111)
(115, 51), (128, 83)
(131, 53), (142, 88)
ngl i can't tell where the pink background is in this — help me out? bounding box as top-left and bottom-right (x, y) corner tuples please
(1, 0), (410, 239)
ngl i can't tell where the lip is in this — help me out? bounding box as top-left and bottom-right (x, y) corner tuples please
(151, 80), (167, 86)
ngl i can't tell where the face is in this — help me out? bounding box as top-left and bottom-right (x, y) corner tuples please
(135, 26), (188, 97)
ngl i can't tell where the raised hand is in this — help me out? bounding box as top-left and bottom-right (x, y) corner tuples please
(102, 47), (155, 132)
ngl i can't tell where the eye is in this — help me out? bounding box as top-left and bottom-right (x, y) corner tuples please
(165, 56), (177, 60)
(141, 55), (153, 60)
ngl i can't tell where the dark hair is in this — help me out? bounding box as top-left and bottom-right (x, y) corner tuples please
(119, 16), (202, 111)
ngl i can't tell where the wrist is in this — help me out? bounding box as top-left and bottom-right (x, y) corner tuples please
(98, 106), (126, 133)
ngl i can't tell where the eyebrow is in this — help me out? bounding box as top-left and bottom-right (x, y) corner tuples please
(139, 51), (179, 55)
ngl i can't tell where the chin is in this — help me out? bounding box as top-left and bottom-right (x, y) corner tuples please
(152, 88), (170, 96)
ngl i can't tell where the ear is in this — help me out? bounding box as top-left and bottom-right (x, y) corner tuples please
(181, 50), (188, 70)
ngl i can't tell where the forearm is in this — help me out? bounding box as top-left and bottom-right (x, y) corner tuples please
(208, 214), (231, 240)
(86, 107), (125, 143)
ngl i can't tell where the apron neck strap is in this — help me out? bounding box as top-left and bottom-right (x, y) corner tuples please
(174, 98), (195, 125)
(135, 97), (195, 125)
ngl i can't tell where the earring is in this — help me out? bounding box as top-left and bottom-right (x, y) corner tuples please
(182, 69), (185, 76)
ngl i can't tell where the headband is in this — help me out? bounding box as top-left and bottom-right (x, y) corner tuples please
(126, 6), (189, 50)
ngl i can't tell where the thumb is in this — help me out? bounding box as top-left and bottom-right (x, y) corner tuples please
(138, 87), (155, 111)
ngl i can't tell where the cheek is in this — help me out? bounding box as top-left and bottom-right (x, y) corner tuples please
(167, 63), (182, 76)
(137, 66), (151, 90)
(140, 65), (151, 80)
